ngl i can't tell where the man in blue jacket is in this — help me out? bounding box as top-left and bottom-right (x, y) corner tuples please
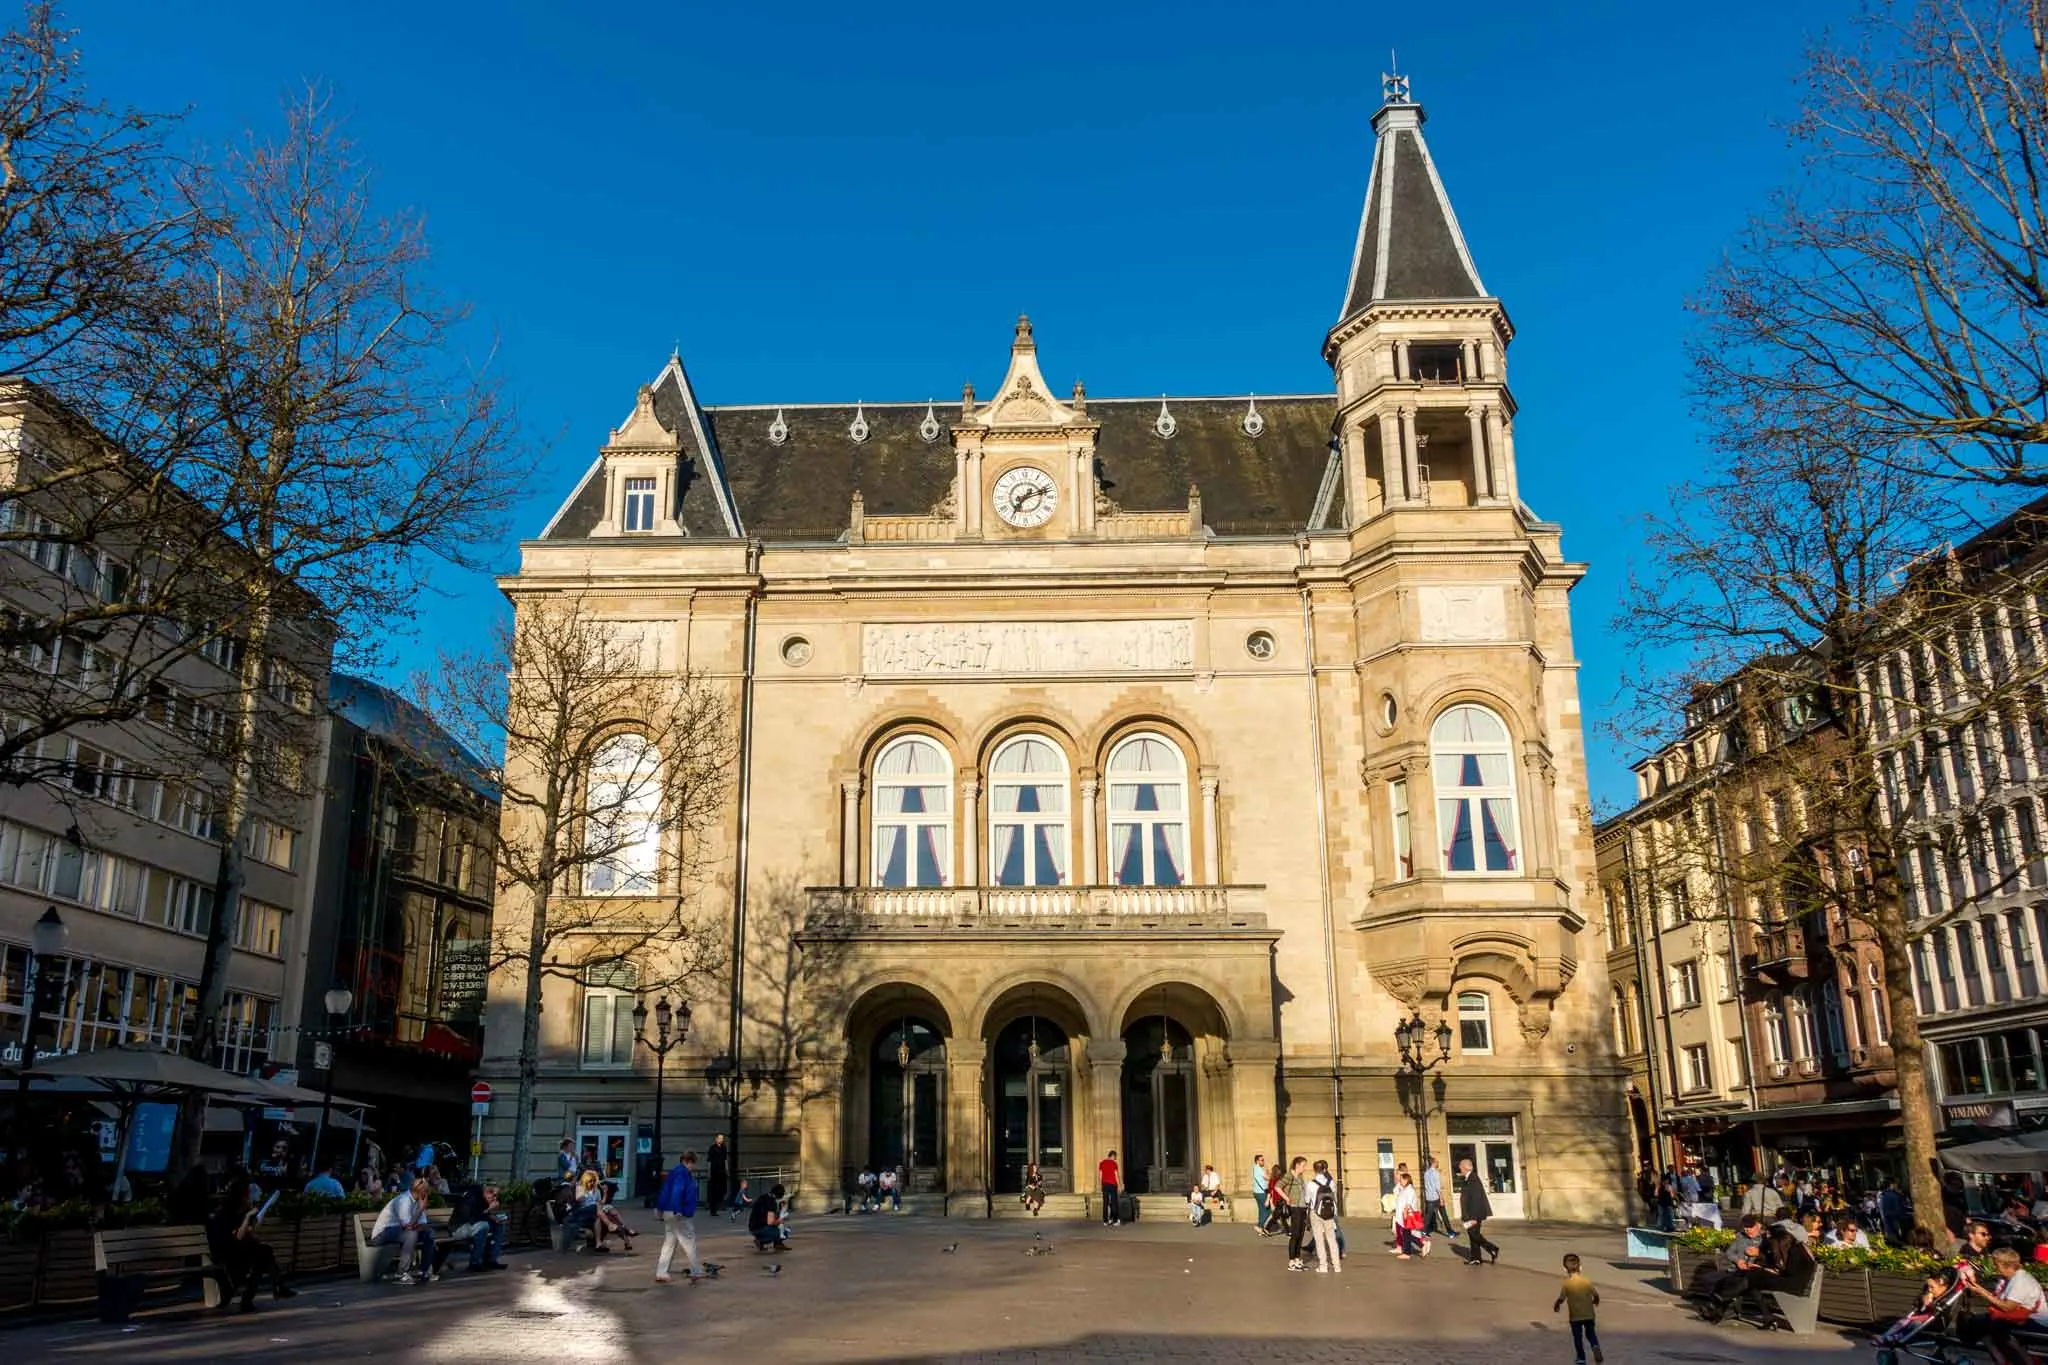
(654, 1150), (703, 1284)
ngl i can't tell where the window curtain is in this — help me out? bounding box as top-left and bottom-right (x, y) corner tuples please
(1110, 825), (1142, 885)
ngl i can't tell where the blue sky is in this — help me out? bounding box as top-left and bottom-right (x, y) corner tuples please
(75, 0), (1848, 810)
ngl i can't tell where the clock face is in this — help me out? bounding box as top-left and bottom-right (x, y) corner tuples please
(992, 465), (1059, 528)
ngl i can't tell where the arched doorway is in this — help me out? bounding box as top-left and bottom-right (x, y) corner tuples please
(869, 1018), (946, 1192)
(1121, 1016), (1195, 1194)
(992, 1015), (1070, 1193)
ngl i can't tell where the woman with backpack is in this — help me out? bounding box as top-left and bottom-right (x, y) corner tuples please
(1308, 1159), (1343, 1274)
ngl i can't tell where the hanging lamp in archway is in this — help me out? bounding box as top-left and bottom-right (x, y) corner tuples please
(897, 1015), (910, 1069)
(1027, 988), (1041, 1065)
(1157, 984), (1173, 1064)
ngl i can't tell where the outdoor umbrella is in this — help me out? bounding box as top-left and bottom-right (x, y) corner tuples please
(16, 1046), (273, 1194)
(1937, 1130), (2048, 1174)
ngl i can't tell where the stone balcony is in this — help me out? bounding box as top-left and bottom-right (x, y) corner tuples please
(803, 884), (1268, 935)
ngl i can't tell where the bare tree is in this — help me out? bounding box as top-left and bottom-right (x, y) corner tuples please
(416, 594), (736, 1181)
(110, 88), (529, 1106)
(1619, 396), (2048, 1246)
(0, 1), (185, 380)
(1695, 0), (2048, 488)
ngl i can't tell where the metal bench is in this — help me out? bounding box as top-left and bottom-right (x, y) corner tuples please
(351, 1210), (457, 1282)
(93, 1225), (230, 1322)
(1758, 1265), (1824, 1335)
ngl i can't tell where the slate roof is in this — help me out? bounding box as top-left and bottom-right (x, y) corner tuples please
(330, 673), (497, 801)
(542, 391), (1341, 543)
(1338, 98), (1487, 322)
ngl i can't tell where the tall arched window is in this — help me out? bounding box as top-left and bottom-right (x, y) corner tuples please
(989, 736), (1069, 886)
(872, 736), (952, 888)
(1106, 734), (1188, 887)
(583, 733), (661, 895)
(1431, 704), (1520, 874)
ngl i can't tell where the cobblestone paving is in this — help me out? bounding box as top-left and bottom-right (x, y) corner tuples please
(20, 1215), (1869, 1363)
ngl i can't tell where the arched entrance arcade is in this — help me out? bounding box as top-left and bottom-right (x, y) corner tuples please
(1117, 982), (1234, 1197)
(836, 982), (958, 1200)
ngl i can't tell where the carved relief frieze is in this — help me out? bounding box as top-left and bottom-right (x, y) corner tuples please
(861, 620), (1194, 677)
(1416, 584), (1507, 642)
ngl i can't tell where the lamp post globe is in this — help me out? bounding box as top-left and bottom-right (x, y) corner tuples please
(30, 906), (66, 960)
(323, 986), (353, 1018)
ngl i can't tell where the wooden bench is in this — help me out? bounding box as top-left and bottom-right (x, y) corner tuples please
(350, 1210), (460, 1283)
(93, 1225), (229, 1322)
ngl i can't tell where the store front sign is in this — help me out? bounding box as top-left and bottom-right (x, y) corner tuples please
(1945, 1099), (2018, 1130)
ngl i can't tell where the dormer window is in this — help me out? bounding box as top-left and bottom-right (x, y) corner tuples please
(622, 477), (657, 532)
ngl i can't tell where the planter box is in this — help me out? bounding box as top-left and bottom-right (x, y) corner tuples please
(0, 1241), (36, 1314)
(1818, 1267), (1872, 1325)
(1668, 1248), (1714, 1296)
(287, 1216), (348, 1276)
(1869, 1270), (1926, 1324)
(37, 1230), (96, 1306)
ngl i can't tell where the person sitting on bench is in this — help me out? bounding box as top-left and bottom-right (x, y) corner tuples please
(371, 1178), (438, 1283)
(1694, 1213), (1766, 1316)
(750, 1183), (790, 1251)
(206, 1179), (295, 1310)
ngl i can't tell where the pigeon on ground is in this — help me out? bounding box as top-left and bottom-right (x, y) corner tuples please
(941, 1242), (960, 1254)
(762, 1263), (782, 1276)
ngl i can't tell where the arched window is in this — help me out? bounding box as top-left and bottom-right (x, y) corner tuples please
(989, 736), (1069, 887)
(1457, 990), (1492, 1055)
(582, 733), (661, 895)
(1763, 992), (1789, 1064)
(872, 736), (952, 888)
(1106, 734), (1189, 887)
(1431, 705), (1520, 874)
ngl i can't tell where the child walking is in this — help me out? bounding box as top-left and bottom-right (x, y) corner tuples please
(1554, 1253), (1603, 1364)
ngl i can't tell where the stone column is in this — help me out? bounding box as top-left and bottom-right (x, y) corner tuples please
(839, 777), (861, 885)
(1478, 336), (1499, 382)
(960, 775), (981, 889)
(944, 1038), (988, 1216)
(1080, 777), (1100, 885)
(1392, 339), (1409, 382)
(1199, 769), (1221, 884)
(1224, 1040), (1280, 1201)
(964, 447), (984, 537)
(1377, 410), (1406, 504)
(1084, 1037), (1126, 1205)
(796, 1054), (845, 1214)
(1340, 423), (1371, 528)
(1197, 1038), (1242, 1214)
(1466, 405), (1493, 501)
(1400, 406), (1422, 501)
(1484, 406), (1512, 502)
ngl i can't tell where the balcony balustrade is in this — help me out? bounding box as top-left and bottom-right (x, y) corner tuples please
(804, 883), (1267, 933)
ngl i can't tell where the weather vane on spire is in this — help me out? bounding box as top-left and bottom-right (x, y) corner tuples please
(1382, 51), (1410, 106)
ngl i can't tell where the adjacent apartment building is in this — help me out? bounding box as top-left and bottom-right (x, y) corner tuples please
(1604, 500), (2048, 1186)
(0, 381), (335, 1101)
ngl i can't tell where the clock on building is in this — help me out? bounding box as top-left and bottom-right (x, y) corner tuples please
(992, 465), (1058, 528)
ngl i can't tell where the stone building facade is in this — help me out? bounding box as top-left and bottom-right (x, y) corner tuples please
(478, 82), (1629, 1219)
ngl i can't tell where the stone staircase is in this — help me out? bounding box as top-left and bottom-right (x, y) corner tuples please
(989, 1192), (1094, 1220)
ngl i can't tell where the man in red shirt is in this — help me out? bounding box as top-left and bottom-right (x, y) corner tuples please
(1099, 1151), (1122, 1227)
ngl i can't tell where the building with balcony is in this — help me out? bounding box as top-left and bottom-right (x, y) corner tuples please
(477, 77), (1628, 1218)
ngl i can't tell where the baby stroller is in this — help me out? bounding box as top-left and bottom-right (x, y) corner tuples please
(1873, 1267), (1973, 1365)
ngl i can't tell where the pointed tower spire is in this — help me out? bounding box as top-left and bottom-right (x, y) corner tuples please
(1336, 69), (1486, 324)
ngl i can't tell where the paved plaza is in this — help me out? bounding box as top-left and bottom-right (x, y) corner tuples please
(15, 1214), (1870, 1364)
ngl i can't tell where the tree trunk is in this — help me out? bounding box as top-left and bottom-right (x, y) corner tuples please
(177, 598), (272, 1169)
(508, 878), (551, 1183)
(1880, 915), (1948, 1249)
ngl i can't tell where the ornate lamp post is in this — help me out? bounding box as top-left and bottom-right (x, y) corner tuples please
(311, 985), (353, 1172)
(633, 997), (690, 1198)
(1394, 1012), (1453, 1174)
(10, 907), (68, 1163)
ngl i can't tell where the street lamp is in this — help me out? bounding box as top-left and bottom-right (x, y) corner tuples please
(10, 907), (69, 1163)
(633, 996), (690, 1202)
(1394, 1011), (1453, 1177)
(311, 986), (352, 1176)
